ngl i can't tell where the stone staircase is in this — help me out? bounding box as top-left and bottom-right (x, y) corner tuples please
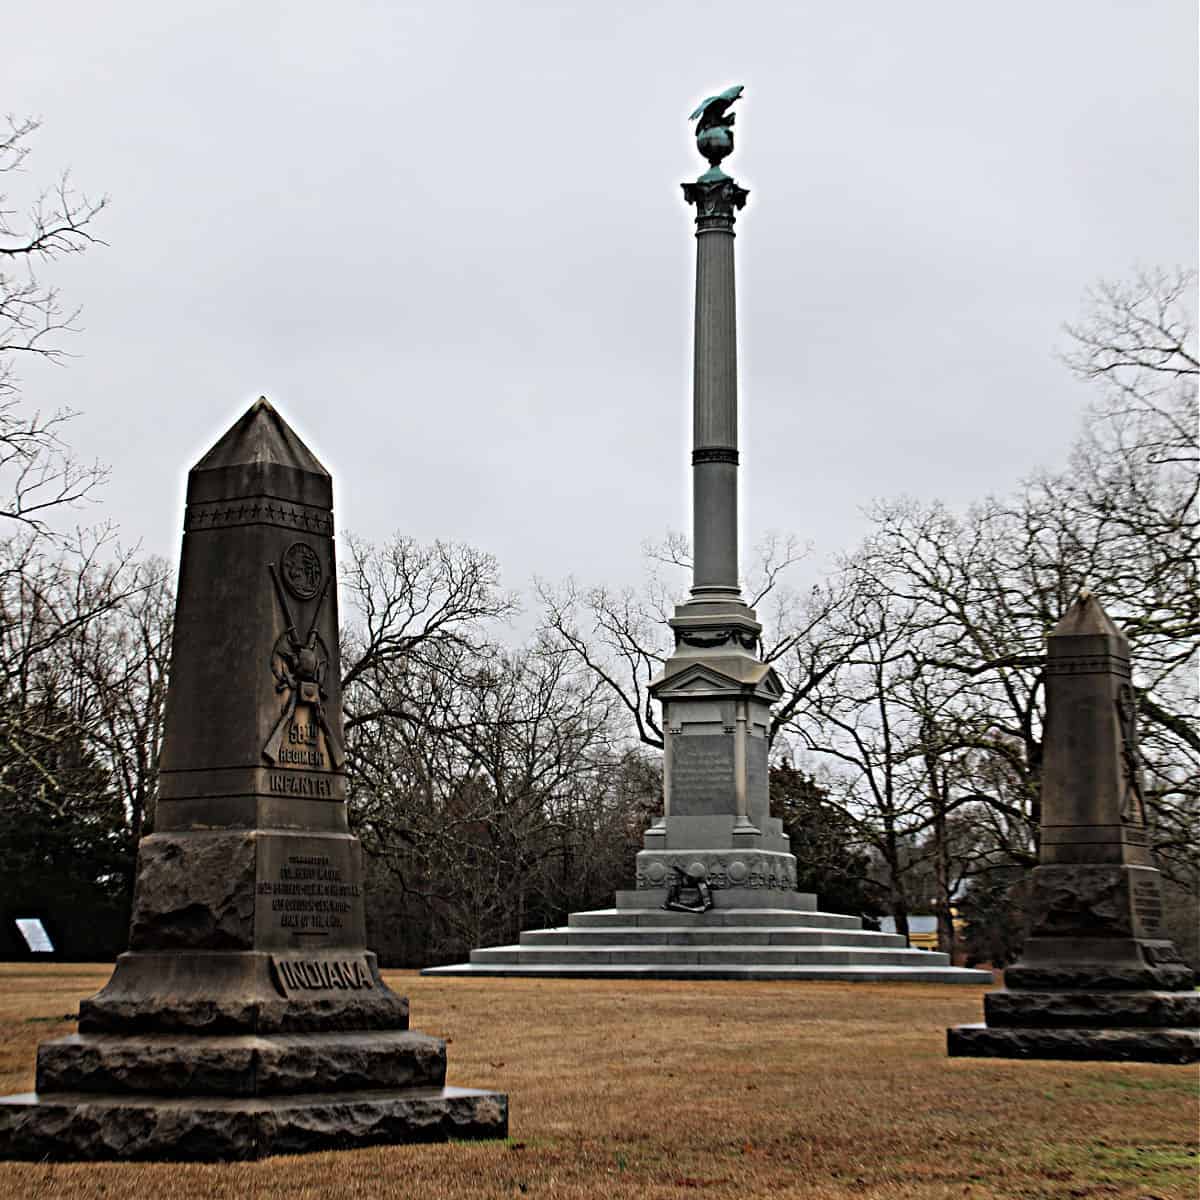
(423, 891), (993, 983)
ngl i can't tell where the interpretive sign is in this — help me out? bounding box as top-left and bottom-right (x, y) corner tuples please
(14, 918), (54, 953)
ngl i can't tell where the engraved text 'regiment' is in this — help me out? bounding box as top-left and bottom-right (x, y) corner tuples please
(276, 719), (326, 768)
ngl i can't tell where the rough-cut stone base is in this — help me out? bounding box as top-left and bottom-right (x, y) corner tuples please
(36, 1030), (445, 1096)
(983, 989), (1200, 1030)
(0, 1086), (507, 1161)
(1003, 961), (1193, 993)
(947, 1022), (1199, 1064)
(79, 950), (411, 1035)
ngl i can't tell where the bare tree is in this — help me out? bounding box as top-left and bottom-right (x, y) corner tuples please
(338, 531), (650, 963)
(536, 530), (851, 752)
(339, 532), (519, 735)
(0, 114), (130, 851)
(69, 557), (174, 841)
(828, 269), (1199, 913)
(1, 116), (108, 533)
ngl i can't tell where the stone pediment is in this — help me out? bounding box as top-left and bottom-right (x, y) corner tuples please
(651, 655), (783, 700)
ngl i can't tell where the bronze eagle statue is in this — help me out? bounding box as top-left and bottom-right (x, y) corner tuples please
(688, 85), (744, 133)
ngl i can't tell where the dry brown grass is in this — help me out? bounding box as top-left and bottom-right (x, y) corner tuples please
(0, 964), (1195, 1199)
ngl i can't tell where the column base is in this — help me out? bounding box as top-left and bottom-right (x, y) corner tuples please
(635, 848), (797, 891)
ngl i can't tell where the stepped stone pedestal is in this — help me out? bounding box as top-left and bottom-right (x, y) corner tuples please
(425, 93), (989, 987)
(0, 400), (506, 1160)
(948, 593), (1199, 1063)
(425, 888), (990, 982)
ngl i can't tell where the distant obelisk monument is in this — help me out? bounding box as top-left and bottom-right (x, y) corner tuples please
(426, 88), (987, 981)
(0, 399), (507, 1158)
(949, 591), (1198, 1062)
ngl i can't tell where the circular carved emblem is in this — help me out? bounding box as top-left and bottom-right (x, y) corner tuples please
(728, 860), (749, 884)
(646, 862), (668, 885)
(280, 543), (322, 600)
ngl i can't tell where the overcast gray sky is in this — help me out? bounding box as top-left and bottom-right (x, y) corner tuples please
(7, 2), (1197, 614)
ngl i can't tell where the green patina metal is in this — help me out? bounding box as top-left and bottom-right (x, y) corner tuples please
(688, 84), (744, 176)
(684, 85), (749, 226)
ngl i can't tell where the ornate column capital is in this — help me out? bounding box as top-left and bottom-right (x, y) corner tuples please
(682, 175), (750, 232)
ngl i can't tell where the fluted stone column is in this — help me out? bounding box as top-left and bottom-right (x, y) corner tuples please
(688, 177), (745, 602)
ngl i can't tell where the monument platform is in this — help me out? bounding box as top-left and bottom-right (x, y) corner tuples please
(425, 892), (992, 982)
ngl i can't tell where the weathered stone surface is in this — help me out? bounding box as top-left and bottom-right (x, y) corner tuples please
(255, 1031), (444, 1094)
(947, 1023), (1199, 1065)
(634, 849), (797, 891)
(38, 1034), (255, 1096)
(77, 951), (410, 1035)
(1003, 961), (1193, 993)
(36, 1031), (445, 1096)
(81, 984), (411, 1037)
(0, 399), (505, 1160)
(0, 1087), (507, 1161)
(128, 833), (257, 951)
(984, 989), (1200, 1029)
(946, 593), (1197, 1062)
(1025, 864), (1160, 940)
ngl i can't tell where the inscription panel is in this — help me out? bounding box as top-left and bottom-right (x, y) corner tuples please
(670, 733), (735, 816)
(255, 835), (364, 951)
(1131, 878), (1163, 936)
(156, 766), (346, 805)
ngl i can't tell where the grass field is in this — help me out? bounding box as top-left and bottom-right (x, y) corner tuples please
(0, 964), (1196, 1199)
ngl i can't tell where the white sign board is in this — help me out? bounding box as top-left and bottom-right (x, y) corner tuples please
(15, 918), (54, 953)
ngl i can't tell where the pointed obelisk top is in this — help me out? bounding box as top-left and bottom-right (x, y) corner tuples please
(187, 397), (331, 508)
(194, 396), (329, 476)
(1050, 588), (1126, 643)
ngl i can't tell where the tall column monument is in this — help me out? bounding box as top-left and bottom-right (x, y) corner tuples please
(425, 88), (988, 981)
(638, 84), (796, 896)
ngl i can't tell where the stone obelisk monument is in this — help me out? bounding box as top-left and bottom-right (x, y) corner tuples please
(635, 84), (795, 896)
(0, 398), (507, 1159)
(949, 591), (1198, 1062)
